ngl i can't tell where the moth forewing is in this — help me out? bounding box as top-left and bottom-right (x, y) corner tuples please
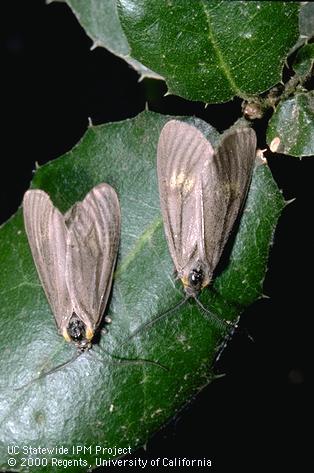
(23, 190), (72, 332)
(157, 119), (215, 283)
(205, 127), (257, 271)
(65, 183), (121, 348)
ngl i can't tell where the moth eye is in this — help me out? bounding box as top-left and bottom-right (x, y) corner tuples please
(67, 314), (86, 342)
(188, 269), (204, 288)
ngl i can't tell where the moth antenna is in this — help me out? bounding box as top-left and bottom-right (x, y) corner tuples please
(14, 343), (167, 392)
(95, 346), (168, 371)
(14, 351), (83, 391)
(120, 296), (189, 347)
(206, 287), (255, 343)
(214, 318), (239, 364)
(194, 298), (236, 333)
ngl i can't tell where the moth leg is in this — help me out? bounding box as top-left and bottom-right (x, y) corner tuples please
(100, 315), (112, 336)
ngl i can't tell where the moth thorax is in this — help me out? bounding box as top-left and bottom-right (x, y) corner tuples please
(67, 313), (86, 344)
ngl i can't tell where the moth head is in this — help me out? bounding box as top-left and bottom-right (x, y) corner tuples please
(63, 313), (93, 350)
(181, 262), (211, 297)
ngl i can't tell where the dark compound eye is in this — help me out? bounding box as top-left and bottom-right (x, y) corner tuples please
(67, 314), (86, 342)
(188, 268), (204, 288)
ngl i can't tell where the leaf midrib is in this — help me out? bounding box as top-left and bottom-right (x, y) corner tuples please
(200, 0), (240, 95)
(115, 215), (162, 279)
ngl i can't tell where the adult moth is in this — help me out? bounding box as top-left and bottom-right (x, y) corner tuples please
(127, 120), (257, 340)
(23, 183), (120, 369)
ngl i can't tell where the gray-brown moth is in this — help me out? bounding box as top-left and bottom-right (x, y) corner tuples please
(23, 183), (120, 352)
(158, 120), (256, 299)
(126, 119), (257, 341)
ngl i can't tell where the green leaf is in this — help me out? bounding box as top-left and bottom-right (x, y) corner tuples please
(56, 0), (163, 80)
(0, 111), (285, 471)
(267, 91), (314, 157)
(288, 2), (314, 55)
(117, 0), (300, 103)
(299, 1), (314, 40)
(293, 43), (314, 76)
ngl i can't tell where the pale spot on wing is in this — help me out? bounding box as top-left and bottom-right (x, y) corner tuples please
(169, 171), (195, 194)
(223, 182), (242, 195)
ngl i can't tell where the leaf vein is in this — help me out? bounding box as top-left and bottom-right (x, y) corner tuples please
(200, 0), (240, 95)
(115, 216), (162, 278)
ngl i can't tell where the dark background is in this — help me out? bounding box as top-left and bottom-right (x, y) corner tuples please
(1, 1), (312, 471)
